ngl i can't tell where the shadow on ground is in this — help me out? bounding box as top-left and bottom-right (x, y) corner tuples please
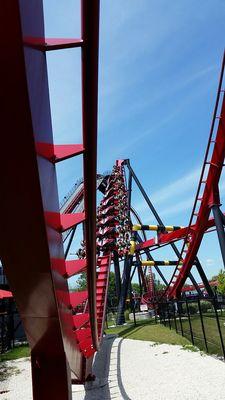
(74, 335), (132, 400)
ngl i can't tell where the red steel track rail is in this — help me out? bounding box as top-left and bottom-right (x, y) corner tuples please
(165, 52), (225, 299)
(0, 1), (100, 399)
(181, 280), (218, 293)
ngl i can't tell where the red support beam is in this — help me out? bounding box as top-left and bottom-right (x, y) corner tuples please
(36, 143), (84, 162)
(81, 0), (100, 351)
(24, 37), (83, 51)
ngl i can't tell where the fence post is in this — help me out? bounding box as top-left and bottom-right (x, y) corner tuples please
(8, 300), (14, 349)
(213, 298), (225, 359)
(173, 302), (178, 333)
(154, 305), (158, 325)
(159, 304), (163, 325)
(0, 315), (4, 354)
(185, 296), (194, 345)
(197, 297), (208, 353)
(163, 305), (166, 326)
(133, 303), (137, 327)
(178, 302), (184, 336)
(168, 302), (171, 330)
(105, 310), (108, 329)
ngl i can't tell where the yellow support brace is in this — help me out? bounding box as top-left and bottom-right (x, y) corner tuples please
(132, 224), (184, 232)
(141, 260), (154, 266)
(148, 225), (159, 231)
(129, 240), (136, 255)
(132, 224), (142, 231)
(140, 260), (183, 266)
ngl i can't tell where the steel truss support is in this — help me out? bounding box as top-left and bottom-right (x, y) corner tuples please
(116, 256), (133, 325)
(126, 161), (202, 296)
(116, 163), (133, 324)
(136, 233), (167, 289)
(131, 211), (168, 291)
(194, 258), (214, 297)
(212, 205), (225, 268)
(137, 264), (143, 296)
(113, 251), (121, 300)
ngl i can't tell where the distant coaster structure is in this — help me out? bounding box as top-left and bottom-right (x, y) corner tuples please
(0, 2), (225, 399)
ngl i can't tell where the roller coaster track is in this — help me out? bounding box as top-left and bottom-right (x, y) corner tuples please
(0, 1), (102, 398)
(164, 52), (225, 299)
(0, 2), (225, 399)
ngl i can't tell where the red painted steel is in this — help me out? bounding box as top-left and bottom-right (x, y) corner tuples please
(0, 0), (101, 398)
(81, 0), (100, 351)
(0, 290), (13, 299)
(96, 255), (111, 339)
(62, 187), (84, 215)
(24, 37), (83, 51)
(166, 53), (225, 299)
(36, 143), (84, 162)
(0, 2), (82, 398)
(69, 291), (88, 308)
(65, 259), (87, 278)
(137, 215), (224, 251)
(73, 314), (90, 329)
(45, 211), (85, 232)
(1, 1), (225, 397)
(181, 280), (218, 292)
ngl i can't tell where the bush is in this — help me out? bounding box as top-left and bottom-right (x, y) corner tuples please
(125, 309), (130, 321)
(200, 301), (212, 313)
(187, 304), (198, 315)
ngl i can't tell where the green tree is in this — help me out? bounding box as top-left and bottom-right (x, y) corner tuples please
(210, 274), (218, 282)
(154, 279), (166, 291)
(108, 272), (116, 298)
(218, 269), (225, 295)
(131, 283), (141, 295)
(70, 272), (87, 292)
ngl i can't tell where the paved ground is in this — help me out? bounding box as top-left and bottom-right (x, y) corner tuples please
(1, 335), (225, 399)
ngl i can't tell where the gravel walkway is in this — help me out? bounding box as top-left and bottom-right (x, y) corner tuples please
(1, 335), (225, 399)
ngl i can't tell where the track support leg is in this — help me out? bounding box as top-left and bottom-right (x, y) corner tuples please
(113, 251), (121, 301)
(116, 256), (133, 325)
(31, 352), (72, 400)
(212, 205), (225, 268)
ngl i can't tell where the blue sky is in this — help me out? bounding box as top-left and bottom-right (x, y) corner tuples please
(43, 1), (225, 283)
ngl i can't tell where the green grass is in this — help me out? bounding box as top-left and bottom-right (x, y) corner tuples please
(181, 344), (200, 353)
(0, 344), (30, 362)
(107, 313), (225, 357)
(106, 320), (191, 346)
(169, 314), (225, 357)
(0, 344), (30, 382)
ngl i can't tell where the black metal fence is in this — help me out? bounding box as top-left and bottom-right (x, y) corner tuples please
(158, 296), (225, 359)
(0, 298), (26, 354)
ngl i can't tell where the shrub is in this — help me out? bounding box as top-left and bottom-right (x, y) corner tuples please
(125, 309), (130, 321)
(187, 304), (198, 315)
(200, 301), (212, 313)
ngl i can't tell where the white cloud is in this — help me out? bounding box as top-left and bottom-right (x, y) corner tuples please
(159, 197), (194, 218)
(151, 168), (200, 205)
(135, 166), (200, 215)
(205, 258), (215, 266)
